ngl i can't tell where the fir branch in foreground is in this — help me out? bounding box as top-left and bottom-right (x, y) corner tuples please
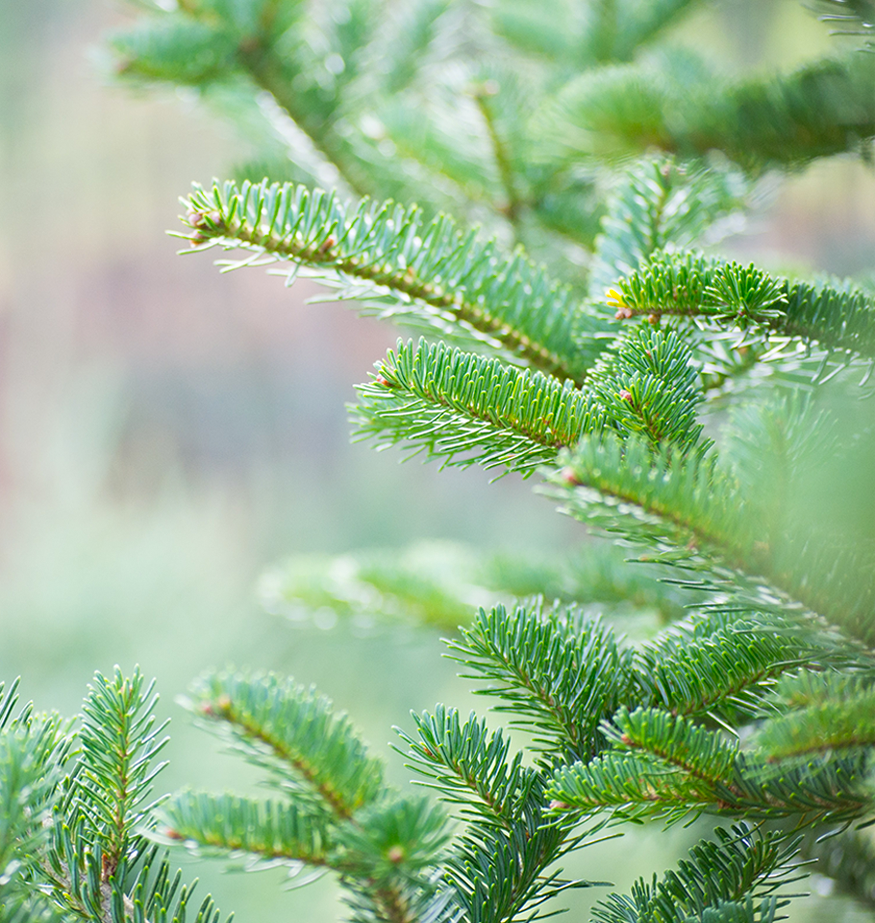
(400, 708), (599, 923)
(607, 250), (875, 363)
(587, 158), (752, 300)
(589, 826), (797, 923)
(548, 711), (871, 826)
(0, 670), (231, 923)
(351, 339), (594, 477)
(0, 686), (66, 920)
(180, 180), (598, 384)
(400, 707), (528, 829)
(176, 673), (451, 923)
(446, 603), (632, 762)
(77, 667), (169, 878)
(159, 792), (330, 865)
(630, 614), (813, 720)
(185, 671), (385, 820)
(352, 325), (705, 478)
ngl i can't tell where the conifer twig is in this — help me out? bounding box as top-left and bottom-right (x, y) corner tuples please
(182, 180), (592, 384)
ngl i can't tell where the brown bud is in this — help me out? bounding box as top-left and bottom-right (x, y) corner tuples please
(560, 466), (581, 486)
(648, 313), (660, 326)
(319, 235), (337, 254)
(549, 800), (571, 811)
(216, 694), (232, 713)
(614, 306), (634, 320)
(619, 389), (633, 403)
(188, 209), (221, 230)
(387, 845), (405, 864)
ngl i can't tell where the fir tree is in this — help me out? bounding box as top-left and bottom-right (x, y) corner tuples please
(3, 1), (875, 921)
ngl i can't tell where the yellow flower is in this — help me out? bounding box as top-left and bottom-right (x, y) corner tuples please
(605, 287), (627, 308)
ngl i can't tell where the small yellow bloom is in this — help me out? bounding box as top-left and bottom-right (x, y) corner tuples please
(605, 287), (627, 308)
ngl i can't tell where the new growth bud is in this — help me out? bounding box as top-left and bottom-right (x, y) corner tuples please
(560, 467), (581, 486)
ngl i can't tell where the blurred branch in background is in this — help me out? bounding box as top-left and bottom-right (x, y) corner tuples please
(258, 539), (697, 634)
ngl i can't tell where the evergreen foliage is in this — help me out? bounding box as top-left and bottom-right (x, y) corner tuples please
(0, 671), (229, 923)
(5, 0), (875, 921)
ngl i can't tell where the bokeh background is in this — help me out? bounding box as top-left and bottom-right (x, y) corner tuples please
(1, 0), (874, 920)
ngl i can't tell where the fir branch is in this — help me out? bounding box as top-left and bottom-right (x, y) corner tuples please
(545, 52), (875, 168)
(494, 0), (701, 66)
(481, 542), (695, 622)
(233, 40), (374, 199)
(548, 433), (746, 565)
(14, 669), (231, 923)
(587, 157), (751, 299)
(447, 603), (632, 761)
(331, 796), (450, 880)
(109, 4), (371, 196)
(331, 799), (452, 923)
(547, 718), (870, 824)
(110, 17), (238, 84)
(400, 718), (586, 923)
(607, 0), (705, 60)
(404, 714), (599, 923)
(172, 674), (449, 923)
(472, 84), (523, 227)
(755, 672), (875, 760)
(812, 0), (875, 45)
(116, 845), (227, 923)
(185, 670), (385, 819)
(548, 433), (875, 645)
(180, 180), (595, 384)
(351, 339), (594, 477)
(444, 816), (596, 923)
(607, 706), (740, 784)
(353, 325), (704, 478)
(607, 250), (875, 362)
(160, 780), (448, 923)
(0, 693), (66, 914)
(547, 748), (729, 823)
(631, 615), (810, 719)
(0, 677), (21, 732)
(259, 542), (479, 631)
(731, 753), (872, 823)
(399, 706), (528, 829)
(584, 324), (707, 451)
(257, 539), (694, 633)
(158, 792), (330, 865)
(77, 667), (169, 879)
(589, 826), (797, 923)
(801, 824), (875, 909)
(370, 0), (454, 95)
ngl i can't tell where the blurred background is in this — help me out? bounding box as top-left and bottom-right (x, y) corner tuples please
(1, 0), (874, 920)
